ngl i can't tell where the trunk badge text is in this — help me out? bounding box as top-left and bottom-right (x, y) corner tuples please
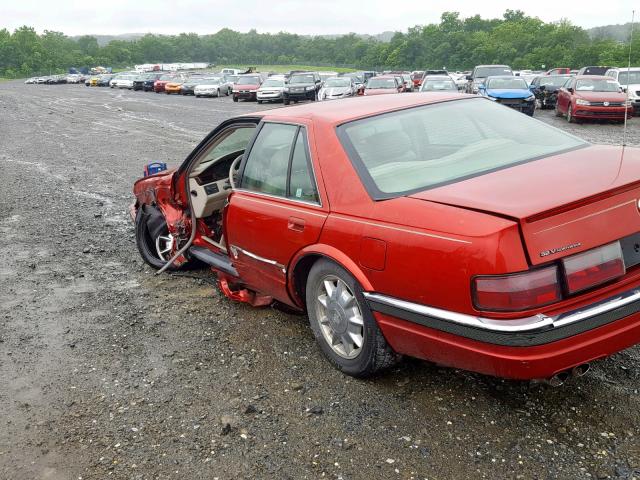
(540, 242), (582, 257)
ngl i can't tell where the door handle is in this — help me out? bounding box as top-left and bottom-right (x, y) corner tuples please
(288, 217), (305, 232)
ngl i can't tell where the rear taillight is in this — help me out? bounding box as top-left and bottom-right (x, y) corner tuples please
(473, 266), (561, 312)
(563, 242), (625, 294)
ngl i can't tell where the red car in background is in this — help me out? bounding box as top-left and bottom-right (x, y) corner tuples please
(154, 74), (177, 93)
(232, 74), (263, 102)
(545, 67), (571, 75)
(555, 75), (633, 123)
(132, 94), (640, 385)
(411, 71), (425, 89)
(363, 75), (403, 95)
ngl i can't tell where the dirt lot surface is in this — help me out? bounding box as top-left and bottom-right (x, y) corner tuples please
(2, 82), (640, 480)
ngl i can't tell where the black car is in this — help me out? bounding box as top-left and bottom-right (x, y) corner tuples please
(529, 75), (572, 109)
(134, 73), (163, 92)
(97, 74), (115, 87)
(180, 76), (206, 95)
(283, 72), (322, 105)
(577, 66), (612, 76)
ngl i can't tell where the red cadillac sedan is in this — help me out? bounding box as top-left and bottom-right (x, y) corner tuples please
(131, 93), (640, 384)
(555, 75), (633, 122)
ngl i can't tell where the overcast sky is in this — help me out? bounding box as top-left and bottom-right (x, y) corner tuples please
(2, 0), (637, 36)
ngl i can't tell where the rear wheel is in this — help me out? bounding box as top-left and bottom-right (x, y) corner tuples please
(233, 96), (238, 102)
(135, 208), (178, 270)
(305, 259), (399, 377)
(283, 99), (290, 105)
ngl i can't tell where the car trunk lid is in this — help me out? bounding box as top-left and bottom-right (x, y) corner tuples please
(409, 145), (640, 265)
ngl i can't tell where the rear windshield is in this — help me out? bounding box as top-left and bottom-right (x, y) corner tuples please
(486, 77), (528, 89)
(421, 79), (457, 91)
(539, 76), (571, 87)
(367, 78), (397, 89)
(617, 71), (640, 85)
(238, 76), (260, 85)
(474, 66), (512, 78)
(337, 98), (586, 199)
(290, 74), (316, 84)
(576, 78), (620, 92)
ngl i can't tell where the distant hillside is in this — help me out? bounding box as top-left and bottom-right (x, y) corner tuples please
(72, 31), (396, 46)
(588, 23), (633, 42)
(70, 33), (147, 46)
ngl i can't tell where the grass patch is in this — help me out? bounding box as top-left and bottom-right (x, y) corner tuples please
(228, 64), (357, 74)
(0, 78), (12, 83)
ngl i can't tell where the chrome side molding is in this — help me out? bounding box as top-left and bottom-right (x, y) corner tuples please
(363, 288), (640, 333)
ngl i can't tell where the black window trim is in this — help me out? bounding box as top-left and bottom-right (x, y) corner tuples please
(335, 97), (589, 201)
(237, 120), (322, 207)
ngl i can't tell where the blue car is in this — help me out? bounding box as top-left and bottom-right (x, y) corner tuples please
(478, 75), (536, 116)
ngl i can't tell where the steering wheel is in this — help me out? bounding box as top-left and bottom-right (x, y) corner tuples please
(228, 154), (243, 189)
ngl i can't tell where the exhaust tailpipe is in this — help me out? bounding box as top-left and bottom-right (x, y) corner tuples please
(571, 363), (590, 378)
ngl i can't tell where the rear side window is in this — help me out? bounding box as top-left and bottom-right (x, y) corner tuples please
(241, 123), (319, 203)
(288, 131), (319, 203)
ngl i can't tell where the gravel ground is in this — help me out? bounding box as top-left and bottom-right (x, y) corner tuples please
(2, 82), (640, 480)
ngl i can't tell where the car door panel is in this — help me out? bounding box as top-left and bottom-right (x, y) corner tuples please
(225, 122), (328, 304)
(225, 193), (327, 301)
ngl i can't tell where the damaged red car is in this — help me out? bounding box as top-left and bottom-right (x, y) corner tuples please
(131, 94), (640, 384)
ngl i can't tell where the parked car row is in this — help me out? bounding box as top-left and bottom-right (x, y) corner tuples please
(24, 64), (639, 123)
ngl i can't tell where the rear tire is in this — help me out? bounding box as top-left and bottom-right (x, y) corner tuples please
(283, 99), (290, 105)
(305, 259), (399, 377)
(233, 96), (238, 102)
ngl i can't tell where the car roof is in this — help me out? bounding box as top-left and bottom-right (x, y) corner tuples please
(374, 75), (398, 79)
(423, 76), (453, 80)
(487, 75), (523, 79)
(258, 92), (472, 124)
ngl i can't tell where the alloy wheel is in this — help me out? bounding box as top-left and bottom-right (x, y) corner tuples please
(155, 233), (174, 262)
(314, 275), (364, 359)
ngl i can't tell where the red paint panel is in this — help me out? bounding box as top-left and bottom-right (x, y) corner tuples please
(376, 310), (640, 380)
(522, 193), (640, 265)
(359, 237), (387, 271)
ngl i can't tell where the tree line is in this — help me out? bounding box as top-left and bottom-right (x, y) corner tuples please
(1, 10), (638, 79)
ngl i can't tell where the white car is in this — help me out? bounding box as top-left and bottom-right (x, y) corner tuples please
(110, 74), (136, 89)
(318, 76), (358, 101)
(606, 67), (640, 112)
(256, 77), (286, 103)
(65, 74), (82, 84)
(194, 77), (230, 97)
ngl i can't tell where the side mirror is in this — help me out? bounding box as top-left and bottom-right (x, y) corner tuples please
(538, 85), (545, 91)
(465, 75), (472, 81)
(478, 84), (486, 91)
(567, 87), (574, 94)
(622, 87), (627, 93)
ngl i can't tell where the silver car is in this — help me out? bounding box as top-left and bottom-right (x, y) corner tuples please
(318, 77), (357, 101)
(194, 77), (231, 97)
(256, 77), (286, 103)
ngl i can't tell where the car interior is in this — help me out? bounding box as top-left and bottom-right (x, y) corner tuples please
(187, 125), (257, 250)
